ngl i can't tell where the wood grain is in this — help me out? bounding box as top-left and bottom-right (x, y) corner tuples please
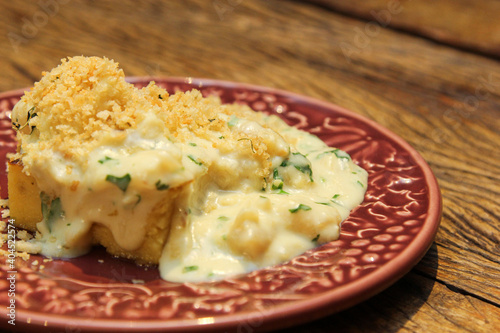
(283, 269), (500, 333)
(0, 0), (498, 332)
(307, 0), (500, 57)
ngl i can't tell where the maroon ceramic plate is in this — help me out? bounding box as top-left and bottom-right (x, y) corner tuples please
(0, 78), (441, 332)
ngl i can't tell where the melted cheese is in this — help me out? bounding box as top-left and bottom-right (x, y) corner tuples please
(11, 56), (367, 282)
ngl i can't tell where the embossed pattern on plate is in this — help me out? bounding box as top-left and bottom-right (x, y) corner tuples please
(0, 78), (441, 332)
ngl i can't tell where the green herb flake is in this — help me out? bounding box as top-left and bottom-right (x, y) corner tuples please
(237, 138), (256, 153)
(189, 142), (197, 146)
(289, 204), (312, 213)
(222, 234), (227, 241)
(271, 168), (284, 190)
(317, 149), (351, 161)
(106, 173), (131, 192)
(271, 180), (284, 190)
(134, 194), (142, 207)
(330, 194), (344, 206)
(16, 106), (38, 134)
(218, 216), (230, 221)
(158, 94), (163, 99)
(280, 153), (313, 182)
(357, 180), (364, 187)
(334, 149), (351, 160)
(312, 234), (320, 242)
(183, 265), (199, 273)
(27, 107), (38, 121)
(219, 136), (225, 139)
(155, 180), (170, 191)
(296, 164), (313, 181)
(273, 168), (280, 180)
(98, 156), (114, 164)
(188, 155), (203, 166)
(40, 193), (65, 233)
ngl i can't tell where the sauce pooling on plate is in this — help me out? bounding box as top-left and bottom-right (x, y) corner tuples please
(9, 56), (367, 282)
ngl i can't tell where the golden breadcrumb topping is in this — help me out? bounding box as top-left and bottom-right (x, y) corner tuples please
(12, 56), (286, 178)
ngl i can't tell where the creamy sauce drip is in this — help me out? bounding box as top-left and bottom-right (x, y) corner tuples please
(159, 130), (368, 281)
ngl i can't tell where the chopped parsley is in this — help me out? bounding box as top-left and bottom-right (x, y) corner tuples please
(289, 204), (312, 213)
(312, 234), (320, 243)
(330, 195), (344, 206)
(155, 180), (170, 190)
(183, 265), (199, 273)
(237, 138), (256, 153)
(317, 149), (351, 161)
(134, 194), (142, 207)
(271, 168), (284, 190)
(106, 173), (131, 192)
(40, 193), (65, 232)
(188, 155), (203, 166)
(272, 180), (284, 190)
(189, 142), (197, 146)
(98, 156), (115, 164)
(14, 106), (38, 134)
(26, 106), (38, 133)
(280, 152), (313, 182)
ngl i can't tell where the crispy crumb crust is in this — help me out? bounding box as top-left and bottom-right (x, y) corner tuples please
(13, 56), (286, 178)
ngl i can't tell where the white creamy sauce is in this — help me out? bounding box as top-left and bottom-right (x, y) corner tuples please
(17, 107), (367, 282)
(160, 132), (368, 282)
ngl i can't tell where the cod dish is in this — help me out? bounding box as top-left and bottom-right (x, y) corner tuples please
(6, 56), (367, 282)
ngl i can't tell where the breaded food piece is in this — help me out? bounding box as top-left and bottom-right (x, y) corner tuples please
(7, 56), (368, 282)
(7, 160), (41, 232)
(8, 157), (184, 264)
(8, 56), (288, 264)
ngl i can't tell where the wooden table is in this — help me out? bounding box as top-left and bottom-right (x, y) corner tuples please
(0, 0), (499, 332)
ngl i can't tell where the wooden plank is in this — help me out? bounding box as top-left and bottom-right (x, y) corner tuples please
(307, 0), (500, 57)
(285, 271), (500, 332)
(0, 1), (498, 332)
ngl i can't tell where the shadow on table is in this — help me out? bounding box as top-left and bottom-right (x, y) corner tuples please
(282, 243), (439, 333)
